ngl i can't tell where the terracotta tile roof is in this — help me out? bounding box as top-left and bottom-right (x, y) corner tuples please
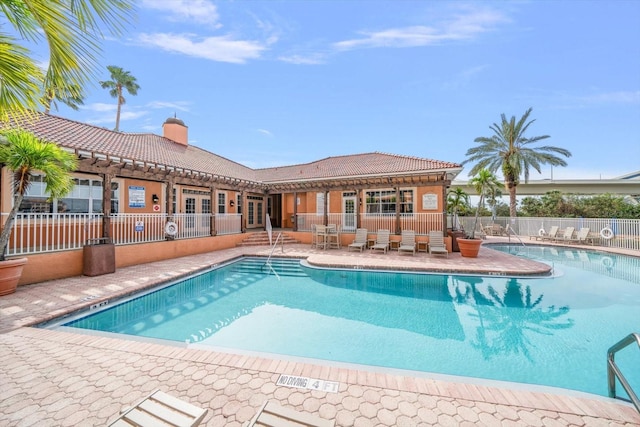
(5, 112), (257, 182)
(256, 152), (462, 182)
(3, 113), (462, 185)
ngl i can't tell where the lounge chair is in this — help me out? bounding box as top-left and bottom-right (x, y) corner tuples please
(347, 228), (368, 252)
(539, 226), (559, 242)
(108, 389), (207, 426)
(554, 226), (575, 242)
(397, 230), (416, 255)
(567, 227), (590, 244)
(245, 400), (335, 427)
(428, 231), (448, 258)
(370, 229), (390, 253)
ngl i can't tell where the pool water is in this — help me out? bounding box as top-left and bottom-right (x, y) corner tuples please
(56, 249), (640, 398)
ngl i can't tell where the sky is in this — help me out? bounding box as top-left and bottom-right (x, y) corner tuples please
(36, 0), (640, 180)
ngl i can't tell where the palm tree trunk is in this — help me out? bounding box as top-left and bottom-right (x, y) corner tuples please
(509, 186), (517, 218)
(0, 195), (24, 261)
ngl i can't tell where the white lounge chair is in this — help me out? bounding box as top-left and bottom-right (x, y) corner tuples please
(245, 400), (335, 427)
(554, 226), (575, 242)
(398, 230), (416, 255)
(539, 226), (559, 242)
(108, 389), (207, 427)
(347, 228), (368, 252)
(428, 231), (448, 258)
(568, 227), (590, 244)
(370, 229), (390, 253)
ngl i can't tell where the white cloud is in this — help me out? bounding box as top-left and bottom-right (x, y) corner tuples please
(278, 53), (326, 65)
(333, 7), (507, 51)
(442, 65), (489, 90)
(579, 90), (640, 105)
(257, 129), (273, 137)
(137, 32), (267, 63)
(82, 103), (116, 113)
(140, 0), (220, 27)
(146, 101), (191, 112)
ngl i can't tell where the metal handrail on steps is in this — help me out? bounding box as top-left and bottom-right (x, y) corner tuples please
(263, 232), (284, 280)
(505, 224), (525, 246)
(607, 332), (640, 412)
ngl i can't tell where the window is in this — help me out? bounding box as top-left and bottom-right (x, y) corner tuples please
(217, 193), (226, 214)
(316, 192), (329, 215)
(19, 175), (105, 213)
(110, 182), (120, 214)
(236, 195), (242, 214)
(365, 189), (413, 214)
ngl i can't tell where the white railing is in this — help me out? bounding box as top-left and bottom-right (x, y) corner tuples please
(111, 214), (168, 245)
(4, 212), (639, 256)
(215, 213), (242, 236)
(5, 213), (103, 256)
(294, 213), (443, 235)
(459, 216), (640, 251)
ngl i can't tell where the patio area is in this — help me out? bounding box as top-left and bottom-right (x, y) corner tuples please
(1, 240), (639, 426)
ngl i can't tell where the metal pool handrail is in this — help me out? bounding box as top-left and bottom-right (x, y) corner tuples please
(607, 332), (640, 412)
(264, 232), (284, 279)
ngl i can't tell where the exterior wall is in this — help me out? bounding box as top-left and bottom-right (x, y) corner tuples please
(17, 233), (248, 286)
(415, 185), (446, 213)
(122, 179), (165, 214)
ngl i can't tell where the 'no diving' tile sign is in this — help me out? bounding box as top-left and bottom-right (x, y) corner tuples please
(276, 374), (340, 393)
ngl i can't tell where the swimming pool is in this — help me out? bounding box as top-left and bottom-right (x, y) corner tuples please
(50, 248), (640, 398)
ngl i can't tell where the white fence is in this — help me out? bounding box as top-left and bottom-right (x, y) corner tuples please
(459, 216), (640, 251)
(3, 212), (639, 256)
(295, 213), (444, 235)
(3, 213), (244, 256)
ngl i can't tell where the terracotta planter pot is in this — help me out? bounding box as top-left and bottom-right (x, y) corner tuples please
(0, 258), (28, 296)
(457, 238), (482, 258)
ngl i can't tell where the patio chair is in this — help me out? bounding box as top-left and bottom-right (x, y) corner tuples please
(245, 400), (335, 427)
(326, 224), (341, 249)
(567, 227), (590, 244)
(108, 389), (207, 427)
(428, 231), (448, 258)
(347, 228), (368, 252)
(540, 226), (559, 242)
(397, 230), (416, 255)
(554, 226), (575, 242)
(370, 229), (390, 253)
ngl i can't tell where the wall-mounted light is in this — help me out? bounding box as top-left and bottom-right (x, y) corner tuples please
(229, 200), (235, 207)
(152, 194), (159, 204)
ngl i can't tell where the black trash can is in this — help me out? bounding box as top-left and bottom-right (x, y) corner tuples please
(448, 230), (465, 252)
(83, 238), (116, 276)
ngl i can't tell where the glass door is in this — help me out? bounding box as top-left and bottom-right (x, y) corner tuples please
(342, 196), (357, 231)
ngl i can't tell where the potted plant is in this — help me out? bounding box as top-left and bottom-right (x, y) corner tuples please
(0, 129), (77, 295)
(457, 168), (501, 258)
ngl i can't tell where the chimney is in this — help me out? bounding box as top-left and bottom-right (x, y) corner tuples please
(162, 116), (188, 146)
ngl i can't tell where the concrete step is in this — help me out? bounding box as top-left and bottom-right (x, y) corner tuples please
(236, 231), (300, 246)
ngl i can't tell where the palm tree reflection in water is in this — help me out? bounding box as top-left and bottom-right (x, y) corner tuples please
(454, 277), (574, 361)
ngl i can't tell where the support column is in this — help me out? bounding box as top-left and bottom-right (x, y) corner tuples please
(101, 173), (113, 240)
(210, 186), (216, 236)
(241, 191), (247, 233)
(323, 190), (328, 226)
(441, 180), (448, 235)
(356, 188), (362, 229)
(395, 187), (401, 234)
(165, 178), (175, 217)
(292, 192), (298, 232)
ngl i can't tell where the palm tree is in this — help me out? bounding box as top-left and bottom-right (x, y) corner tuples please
(0, 130), (78, 261)
(463, 108), (572, 218)
(43, 83), (85, 114)
(447, 187), (470, 230)
(0, 0), (134, 120)
(468, 169), (501, 239)
(100, 66), (140, 131)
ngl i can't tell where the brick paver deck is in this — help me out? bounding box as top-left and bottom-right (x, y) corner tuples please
(1, 240), (639, 426)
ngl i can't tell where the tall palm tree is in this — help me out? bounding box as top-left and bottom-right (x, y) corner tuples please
(0, 0), (134, 119)
(469, 169), (501, 239)
(0, 130), (77, 260)
(100, 66), (140, 131)
(463, 108), (572, 218)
